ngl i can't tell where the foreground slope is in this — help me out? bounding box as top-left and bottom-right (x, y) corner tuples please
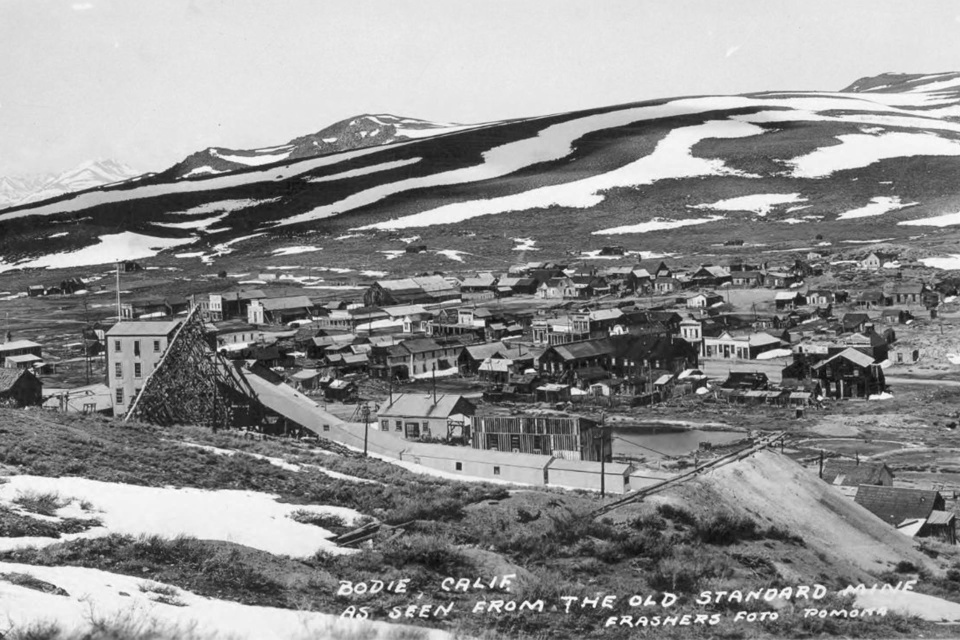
(5, 73), (960, 270)
(1, 410), (959, 638)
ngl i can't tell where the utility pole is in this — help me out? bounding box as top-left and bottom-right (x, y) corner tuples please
(361, 402), (370, 457)
(598, 411), (607, 499)
(82, 295), (91, 385)
(115, 262), (122, 323)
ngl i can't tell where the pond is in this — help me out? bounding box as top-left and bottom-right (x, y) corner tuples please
(609, 425), (748, 459)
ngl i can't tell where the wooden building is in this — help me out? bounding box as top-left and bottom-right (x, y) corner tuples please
(0, 369), (42, 407)
(470, 412), (602, 461)
(377, 393), (476, 440)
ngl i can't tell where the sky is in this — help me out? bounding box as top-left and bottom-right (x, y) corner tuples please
(1, 0), (960, 176)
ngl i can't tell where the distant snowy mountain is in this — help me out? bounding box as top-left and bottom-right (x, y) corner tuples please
(0, 160), (142, 209)
(165, 114), (485, 181)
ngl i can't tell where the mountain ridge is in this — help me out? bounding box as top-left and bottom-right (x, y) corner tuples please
(4, 72), (960, 272)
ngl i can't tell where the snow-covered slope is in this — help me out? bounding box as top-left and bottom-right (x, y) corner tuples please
(0, 160), (141, 208)
(6, 73), (960, 270)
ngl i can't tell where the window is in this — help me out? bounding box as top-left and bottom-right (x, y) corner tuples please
(114, 340), (121, 353)
(153, 340), (161, 353)
(322, 424), (330, 432)
(115, 388), (124, 404)
(134, 340), (141, 357)
(134, 363), (142, 378)
(381, 420), (389, 431)
(493, 466), (501, 475)
(395, 420), (402, 432)
(114, 363), (122, 378)
(455, 462), (463, 471)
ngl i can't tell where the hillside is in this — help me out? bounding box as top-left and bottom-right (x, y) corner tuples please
(162, 114), (488, 181)
(0, 409), (959, 639)
(4, 73), (960, 273)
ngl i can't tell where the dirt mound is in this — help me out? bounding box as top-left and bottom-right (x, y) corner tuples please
(666, 450), (939, 580)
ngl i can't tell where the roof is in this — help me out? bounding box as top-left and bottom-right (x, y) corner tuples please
(854, 485), (942, 524)
(821, 460), (892, 487)
(400, 338), (444, 354)
(0, 368), (36, 393)
(589, 308), (624, 322)
(775, 292), (801, 301)
(5, 354), (42, 364)
(748, 333), (783, 347)
(464, 342), (507, 361)
(290, 369), (321, 381)
(926, 510), (956, 526)
(479, 358), (511, 373)
(812, 347), (876, 369)
(41, 383), (110, 412)
(106, 320), (180, 337)
(548, 339), (615, 361)
(222, 364), (346, 433)
(378, 393), (474, 419)
(258, 295), (313, 311)
(890, 283), (924, 294)
(654, 374), (674, 385)
(380, 304), (428, 318)
(0, 340), (42, 352)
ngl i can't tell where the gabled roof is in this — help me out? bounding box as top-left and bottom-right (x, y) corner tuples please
(748, 333), (783, 347)
(379, 393), (474, 418)
(812, 347), (876, 369)
(0, 368), (37, 393)
(855, 485), (942, 524)
(463, 341), (508, 361)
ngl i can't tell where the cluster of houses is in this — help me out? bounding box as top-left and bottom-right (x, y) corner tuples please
(19, 250), (948, 420)
(819, 458), (956, 545)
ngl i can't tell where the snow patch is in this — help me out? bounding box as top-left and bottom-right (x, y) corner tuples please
(435, 249), (466, 262)
(0, 233), (195, 273)
(594, 215), (724, 236)
(357, 116), (764, 230)
(899, 211), (960, 227)
(171, 198), (281, 216)
(693, 193), (806, 216)
(305, 158), (421, 184)
(215, 150), (291, 166)
(0, 562), (447, 640)
(836, 196), (918, 220)
(790, 132), (960, 178)
(271, 246), (321, 256)
(920, 255), (960, 270)
(512, 237), (538, 251)
(0, 476), (360, 557)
